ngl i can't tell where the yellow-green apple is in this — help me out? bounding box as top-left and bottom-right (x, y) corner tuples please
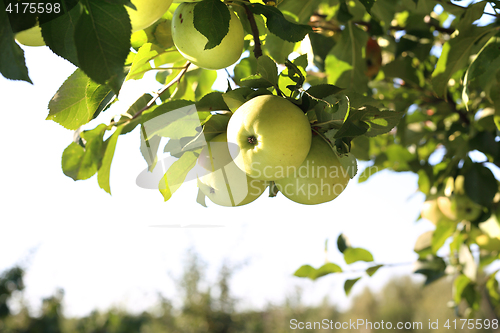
(437, 195), (482, 222)
(127, 0), (174, 32)
(15, 24), (45, 47)
(226, 95), (312, 181)
(421, 199), (446, 225)
(197, 133), (268, 207)
(274, 135), (350, 205)
(171, 2), (244, 69)
(436, 175), (483, 222)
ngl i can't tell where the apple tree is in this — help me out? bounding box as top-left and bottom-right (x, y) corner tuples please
(1, 0), (500, 319)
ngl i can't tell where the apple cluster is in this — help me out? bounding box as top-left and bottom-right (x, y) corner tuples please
(197, 95), (351, 207)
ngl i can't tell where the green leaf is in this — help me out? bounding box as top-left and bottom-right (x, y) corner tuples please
(414, 230), (433, 258)
(338, 153), (358, 179)
(366, 264), (383, 277)
(98, 126), (123, 194)
(293, 264), (316, 278)
(257, 55), (279, 87)
(40, 2), (83, 67)
(344, 247), (374, 264)
(248, 3), (312, 43)
(265, 27), (295, 64)
(431, 219), (456, 254)
(413, 256), (446, 285)
(453, 274), (471, 304)
(75, 0), (131, 94)
(222, 87), (254, 112)
(193, 0), (230, 50)
(126, 43), (159, 81)
(143, 103), (209, 141)
(48, 69), (106, 130)
(234, 57), (258, 84)
(140, 131), (161, 172)
(86, 79), (114, 119)
(335, 106), (403, 139)
(337, 233), (350, 253)
(159, 150), (199, 201)
(120, 93), (152, 135)
(194, 69), (217, 100)
(293, 263), (342, 280)
(306, 84), (344, 99)
(325, 22), (368, 93)
(61, 124), (107, 181)
(464, 163), (497, 206)
(313, 263), (342, 279)
(359, 0), (376, 12)
(196, 92), (230, 112)
(344, 277), (362, 296)
(276, 0), (323, 24)
(486, 272), (500, 305)
(431, 2), (496, 98)
(0, 3), (31, 83)
(309, 32), (336, 71)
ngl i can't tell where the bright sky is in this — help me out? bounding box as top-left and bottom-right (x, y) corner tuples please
(0, 39), (438, 318)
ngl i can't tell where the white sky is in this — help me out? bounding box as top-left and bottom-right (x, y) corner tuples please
(0, 42), (437, 318)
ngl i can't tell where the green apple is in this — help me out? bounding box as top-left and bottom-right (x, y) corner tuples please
(274, 135), (350, 205)
(436, 175), (483, 222)
(226, 95), (312, 181)
(15, 24), (45, 47)
(197, 133), (268, 207)
(437, 194), (482, 222)
(421, 199), (445, 225)
(171, 2), (244, 69)
(127, 0), (174, 33)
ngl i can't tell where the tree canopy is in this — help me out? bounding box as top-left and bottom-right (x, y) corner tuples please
(1, 0), (500, 320)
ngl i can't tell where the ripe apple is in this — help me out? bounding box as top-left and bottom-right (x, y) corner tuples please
(127, 0), (174, 32)
(274, 135), (350, 205)
(226, 95), (312, 181)
(421, 199), (445, 225)
(436, 175), (483, 222)
(171, 2), (244, 69)
(15, 24), (45, 47)
(197, 133), (268, 207)
(365, 37), (382, 78)
(437, 194), (482, 222)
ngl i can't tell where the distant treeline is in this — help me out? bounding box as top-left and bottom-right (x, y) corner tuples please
(0, 250), (498, 333)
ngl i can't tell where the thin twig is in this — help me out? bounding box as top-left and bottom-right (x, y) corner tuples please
(130, 62), (191, 121)
(242, 2), (263, 58)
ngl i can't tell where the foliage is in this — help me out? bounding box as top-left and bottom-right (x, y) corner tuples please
(1, 0), (500, 320)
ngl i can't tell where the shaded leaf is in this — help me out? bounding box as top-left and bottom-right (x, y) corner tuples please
(344, 277), (362, 296)
(248, 3), (312, 43)
(75, 0), (131, 94)
(193, 0), (230, 50)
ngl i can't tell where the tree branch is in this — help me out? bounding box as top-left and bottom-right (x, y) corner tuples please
(242, 3), (263, 58)
(130, 62), (191, 121)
